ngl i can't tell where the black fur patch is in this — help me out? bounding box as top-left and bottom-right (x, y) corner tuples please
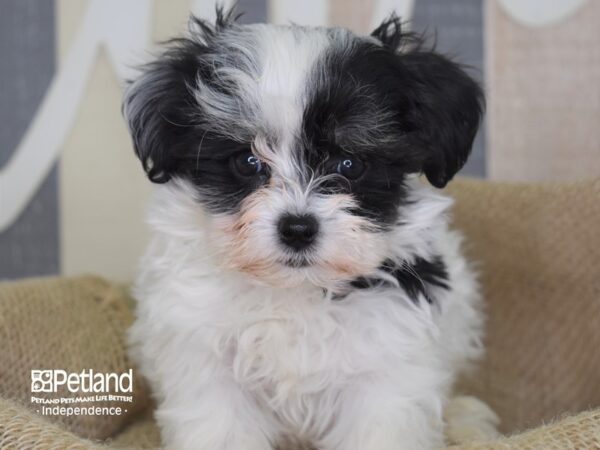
(349, 256), (449, 304)
(301, 41), (418, 226)
(301, 22), (483, 225)
(122, 9), (268, 214)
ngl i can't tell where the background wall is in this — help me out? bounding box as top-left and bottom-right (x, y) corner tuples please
(1, 0), (598, 281)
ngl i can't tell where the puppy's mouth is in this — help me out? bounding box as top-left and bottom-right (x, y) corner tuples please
(280, 255), (312, 268)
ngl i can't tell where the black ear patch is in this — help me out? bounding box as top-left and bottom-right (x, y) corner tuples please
(122, 7), (237, 184)
(402, 51), (484, 188)
(372, 16), (484, 188)
(122, 43), (202, 183)
(371, 14), (406, 50)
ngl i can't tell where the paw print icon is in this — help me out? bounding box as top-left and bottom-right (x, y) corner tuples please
(31, 370), (54, 393)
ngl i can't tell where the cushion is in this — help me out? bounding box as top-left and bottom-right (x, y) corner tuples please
(448, 177), (600, 433)
(0, 397), (103, 450)
(0, 276), (150, 440)
(1, 177), (599, 448)
(1, 396), (599, 449)
(447, 408), (600, 449)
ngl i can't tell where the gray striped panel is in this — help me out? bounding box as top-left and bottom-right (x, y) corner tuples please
(0, 0), (58, 279)
(237, 0), (268, 23)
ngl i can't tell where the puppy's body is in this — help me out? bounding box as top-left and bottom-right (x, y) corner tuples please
(125, 10), (485, 450)
(130, 179), (482, 450)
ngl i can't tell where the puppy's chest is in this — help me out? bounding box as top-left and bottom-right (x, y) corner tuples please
(229, 311), (344, 386)
(223, 293), (418, 392)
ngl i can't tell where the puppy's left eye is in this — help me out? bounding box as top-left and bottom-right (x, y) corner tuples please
(232, 151), (265, 177)
(335, 157), (365, 180)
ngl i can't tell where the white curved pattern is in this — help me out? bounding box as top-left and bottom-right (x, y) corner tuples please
(191, 0), (236, 21)
(269, 0), (329, 26)
(497, 0), (588, 27)
(370, 0), (414, 30)
(0, 0), (152, 233)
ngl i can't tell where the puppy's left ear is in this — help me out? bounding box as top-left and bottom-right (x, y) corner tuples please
(401, 51), (484, 188)
(372, 17), (484, 188)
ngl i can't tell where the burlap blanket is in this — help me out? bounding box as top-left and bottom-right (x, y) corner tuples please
(0, 177), (599, 449)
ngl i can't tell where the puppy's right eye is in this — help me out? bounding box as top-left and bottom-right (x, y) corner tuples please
(335, 157), (365, 180)
(231, 151), (265, 177)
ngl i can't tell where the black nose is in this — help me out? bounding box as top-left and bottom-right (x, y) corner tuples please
(278, 214), (319, 250)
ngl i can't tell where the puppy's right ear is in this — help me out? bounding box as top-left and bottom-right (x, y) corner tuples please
(122, 8), (237, 183)
(371, 14), (484, 188)
(122, 38), (205, 183)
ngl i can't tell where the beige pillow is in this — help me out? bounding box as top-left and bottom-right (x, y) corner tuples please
(448, 177), (600, 434)
(0, 275), (149, 440)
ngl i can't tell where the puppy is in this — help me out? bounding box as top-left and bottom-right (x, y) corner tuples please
(124, 8), (486, 450)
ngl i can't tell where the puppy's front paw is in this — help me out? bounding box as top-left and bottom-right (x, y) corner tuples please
(444, 395), (500, 445)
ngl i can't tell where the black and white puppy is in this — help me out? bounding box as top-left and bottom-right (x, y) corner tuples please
(124, 8), (488, 450)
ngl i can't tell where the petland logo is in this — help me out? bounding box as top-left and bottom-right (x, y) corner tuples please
(31, 369), (134, 417)
(31, 369), (133, 393)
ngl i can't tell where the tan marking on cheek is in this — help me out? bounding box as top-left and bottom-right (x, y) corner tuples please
(214, 188), (282, 280)
(328, 257), (376, 278)
(236, 259), (278, 280)
(329, 260), (359, 276)
(321, 214), (384, 280)
(219, 189), (269, 234)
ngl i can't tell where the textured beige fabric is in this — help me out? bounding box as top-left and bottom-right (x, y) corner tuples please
(0, 398), (103, 450)
(486, 0), (600, 181)
(105, 412), (160, 449)
(0, 276), (150, 440)
(1, 178), (600, 448)
(447, 408), (600, 450)
(448, 177), (600, 433)
(2, 397), (599, 450)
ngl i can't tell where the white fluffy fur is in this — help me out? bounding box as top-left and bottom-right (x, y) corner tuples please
(192, 24), (333, 143)
(129, 177), (484, 450)
(127, 18), (486, 450)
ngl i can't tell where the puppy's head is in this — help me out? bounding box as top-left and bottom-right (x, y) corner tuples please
(123, 9), (483, 289)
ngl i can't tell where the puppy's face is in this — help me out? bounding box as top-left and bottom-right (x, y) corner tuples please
(124, 10), (483, 289)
